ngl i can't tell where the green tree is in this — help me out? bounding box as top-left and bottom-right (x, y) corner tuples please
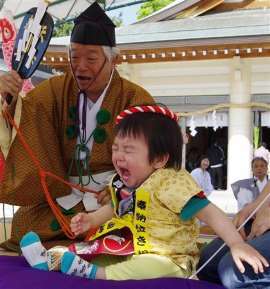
(137, 0), (174, 20)
(97, 0), (106, 9)
(53, 1), (123, 37)
(53, 21), (74, 37)
(111, 12), (123, 27)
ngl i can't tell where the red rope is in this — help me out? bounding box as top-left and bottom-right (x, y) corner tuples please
(2, 108), (98, 240)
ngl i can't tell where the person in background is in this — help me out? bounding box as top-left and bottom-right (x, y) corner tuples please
(232, 157), (268, 211)
(191, 155), (214, 196)
(254, 142), (270, 164)
(20, 105), (267, 281)
(207, 141), (225, 190)
(255, 142), (270, 177)
(186, 147), (200, 173)
(0, 2), (154, 252)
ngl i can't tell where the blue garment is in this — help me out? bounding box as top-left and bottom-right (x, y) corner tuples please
(197, 221), (270, 289)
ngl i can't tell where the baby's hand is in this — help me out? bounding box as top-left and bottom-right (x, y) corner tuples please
(230, 242), (269, 274)
(70, 212), (93, 236)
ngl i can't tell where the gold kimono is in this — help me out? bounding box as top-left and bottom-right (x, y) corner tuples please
(88, 168), (202, 277)
(0, 70), (154, 251)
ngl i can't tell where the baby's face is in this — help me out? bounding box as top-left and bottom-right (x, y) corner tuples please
(112, 134), (156, 189)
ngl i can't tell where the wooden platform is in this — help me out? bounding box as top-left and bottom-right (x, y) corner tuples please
(0, 222), (18, 255)
(0, 248), (18, 256)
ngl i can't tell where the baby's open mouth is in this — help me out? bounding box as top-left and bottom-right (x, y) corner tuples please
(119, 167), (130, 182)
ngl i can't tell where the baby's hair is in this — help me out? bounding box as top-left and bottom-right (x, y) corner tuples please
(115, 106), (182, 170)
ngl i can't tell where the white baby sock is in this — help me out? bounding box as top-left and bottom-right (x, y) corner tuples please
(20, 231), (48, 271)
(61, 251), (97, 279)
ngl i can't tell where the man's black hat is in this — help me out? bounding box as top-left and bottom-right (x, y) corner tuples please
(71, 1), (116, 47)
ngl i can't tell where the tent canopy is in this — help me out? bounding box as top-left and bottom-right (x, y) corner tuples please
(0, 0), (136, 27)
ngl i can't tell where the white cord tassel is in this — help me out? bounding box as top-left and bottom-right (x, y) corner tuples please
(212, 110), (218, 131)
(189, 116), (197, 136)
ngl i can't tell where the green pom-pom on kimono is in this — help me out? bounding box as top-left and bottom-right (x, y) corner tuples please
(50, 219), (60, 231)
(65, 125), (76, 139)
(96, 109), (111, 125)
(93, 127), (107, 143)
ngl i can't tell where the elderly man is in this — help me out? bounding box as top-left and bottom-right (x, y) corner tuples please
(0, 2), (153, 252)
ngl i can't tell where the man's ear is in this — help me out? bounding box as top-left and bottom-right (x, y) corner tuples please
(112, 54), (121, 68)
(153, 154), (169, 169)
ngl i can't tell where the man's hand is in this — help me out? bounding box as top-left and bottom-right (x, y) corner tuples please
(230, 241), (269, 274)
(247, 206), (270, 240)
(0, 70), (23, 108)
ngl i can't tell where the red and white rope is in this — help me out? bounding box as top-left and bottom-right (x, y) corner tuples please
(116, 105), (179, 124)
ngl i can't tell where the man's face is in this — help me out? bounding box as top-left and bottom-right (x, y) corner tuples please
(70, 43), (114, 96)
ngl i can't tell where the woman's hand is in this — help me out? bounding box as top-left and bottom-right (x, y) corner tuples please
(233, 182), (270, 239)
(230, 241), (269, 274)
(247, 206), (270, 240)
(233, 203), (256, 239)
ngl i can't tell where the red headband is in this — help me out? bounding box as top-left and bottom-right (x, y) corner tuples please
(116, 105), (179, 124)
